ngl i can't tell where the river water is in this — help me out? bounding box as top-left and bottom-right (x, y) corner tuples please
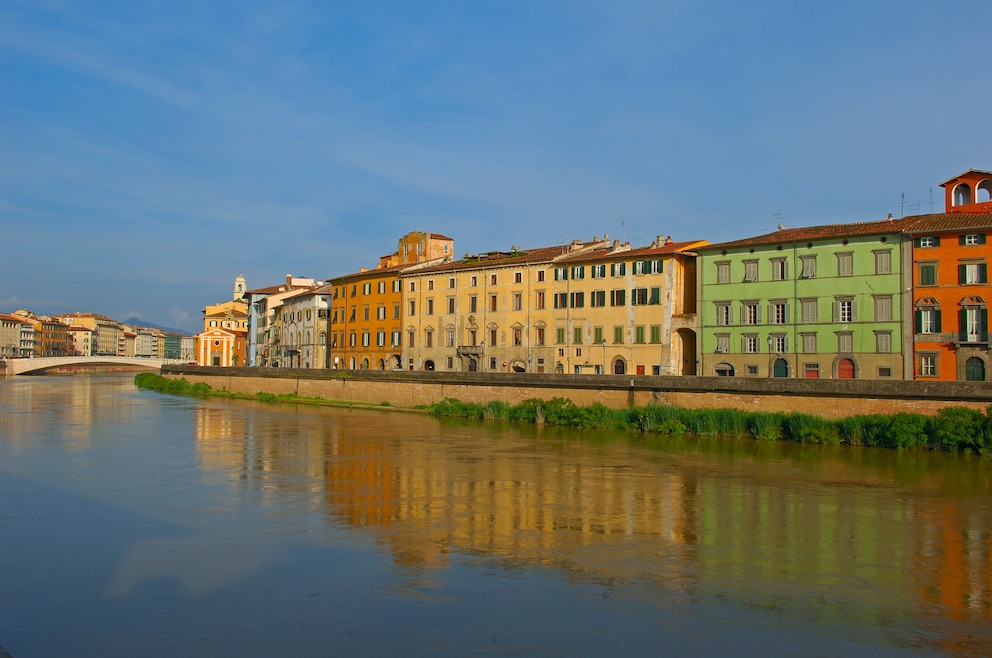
(1, 375), (990, 656)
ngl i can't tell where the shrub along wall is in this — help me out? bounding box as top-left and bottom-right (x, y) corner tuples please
(159, 365), (992, 420)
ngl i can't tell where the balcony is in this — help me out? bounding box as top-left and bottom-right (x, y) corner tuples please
(455, 345), (483, 357)
(916, 332), (990, 345)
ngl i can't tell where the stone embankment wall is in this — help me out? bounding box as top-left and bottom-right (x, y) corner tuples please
(160, 366), (992, 419)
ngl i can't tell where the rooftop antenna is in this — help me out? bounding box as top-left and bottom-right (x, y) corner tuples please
(901, 193), (905, 217)
(620, 213), (626, 243)
(929, 187), (934, 213)
(773, 212), (784, 230)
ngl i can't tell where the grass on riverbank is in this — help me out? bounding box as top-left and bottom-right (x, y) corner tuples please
(133, 373), (394, 409)
(426, 397), (992, 454)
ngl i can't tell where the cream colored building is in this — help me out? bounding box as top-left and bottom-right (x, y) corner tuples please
(400, 238), (612, 373)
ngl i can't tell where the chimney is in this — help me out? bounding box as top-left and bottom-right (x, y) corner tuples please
(286, 274), (293, 287)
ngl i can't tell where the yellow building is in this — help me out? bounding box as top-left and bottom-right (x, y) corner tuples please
(554, 236), (708, 375)
(400, 238), (612, 373)
(196, 299), (248, 366)
(328, 231), (454, 370)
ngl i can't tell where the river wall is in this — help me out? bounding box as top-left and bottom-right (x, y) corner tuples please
(159, 366), (992, 419)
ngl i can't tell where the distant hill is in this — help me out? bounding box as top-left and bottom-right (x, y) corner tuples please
(122, 318), (192, 336)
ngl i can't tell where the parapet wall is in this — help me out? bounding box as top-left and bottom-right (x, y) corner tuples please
(159, 366), (992, 419)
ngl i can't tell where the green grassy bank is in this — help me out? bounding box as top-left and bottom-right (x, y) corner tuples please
(136, 373), (992, 454)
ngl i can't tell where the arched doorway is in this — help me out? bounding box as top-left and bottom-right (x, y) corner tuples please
(773, 358), (789, 378)
(424, 360), (435, 371)
(837, 358), (855, 379)
(613, 358), (626, 375)
(966, 357), (986, 381)
(676, 328), (697, 375)
(714, 362), (734, 377)
(361, 357), (369, 370)
(510, 360), (526, 373)
(467, 358), (478, 372)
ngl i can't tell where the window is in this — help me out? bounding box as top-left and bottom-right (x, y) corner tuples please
(837, 252), (853, 277)
(649, 287), (661, 304)
(743, 302), (759, 325)
(468, 329), (477, 346)
(573, 327), (583, 344)
(633, 260), (645, 275)
(959, 262), (988, 285)
(377, 306), (386, 320)
(489, 328), (498, 346)
(632, 288), (648, 305)
(489, 294), (498, 312)
(613, 326), (624, 344)
(801, 298), (818, 323)
(919, 263), (937, 286)
(447, 297), (456, 314)
(874, 250), (891, 275)
(874, 295), (892, 322)
(650, 325), (661, 344)
(591, 290), (606, 307)
(915, 236), (938, 248)
(363, 283), (371, 295)
(771, 301), (788, 324)
(916, 307), (940, 334)
(362, 331), (370, 347)
(393, 280), (402, 293)
(470, 296), (478, 313)
(377, 281), (386, 294)
(716, 334), (730, 353)
(535, 291), (546, 310)
(771, 258), (788, 281)
(535, 327), (545, 346)
(426, 299), (434, 315)
(800, 255), (816, 278)
(801, 333), (817, 353)
(716, 261), (730, 284)
(393, 304), (401, 319)
(571, 266), (585, 279)
(554, 293), (567, 309)
(834, 299), (855, 323)
(513, 328), (522, 346)
(556, 328), (566, 344)
(716, 302), (731, 326)
(875, 331), (891, 353)
(408, 282), (415, 292)
(961, 233), (987, 246)
(408, 300), (416, 316)
(962, 307), (987, 342)
(610, 289), (626, 306)
(363, 306), (370, 321)
(449, 277), (456, 288)
(427, 279), (434, 291)
(490, 357), (497, 370)
(513, 292), (522, 311)
(919, 354), (937, 377)
(554, 267), (568, 281)
(446, 329), (455, 347)
(611, 262), (626, 277)
(837, 332), (853, 353)
(490, 274), (497, 285)
(570, 292), (584, 308)
(742, 335), (759, 353)
(470, 276), (478, 287)
(593, 326), (604, 344)
(376, 331), (386, 347)
(514, 272), (522, 283)
(744, 260), (758, 282)
(878, 366), (892, 378)
(591, 264), (606, 278)
(634, 326), (645, 344)
(773, 334), (787, 353)
(537, 270), (546, 282)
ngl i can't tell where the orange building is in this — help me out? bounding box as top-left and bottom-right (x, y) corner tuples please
(909, 170), (992, 381)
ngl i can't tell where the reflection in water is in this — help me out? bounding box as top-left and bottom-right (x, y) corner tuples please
(2, 375), (991, 655)
(190, 394), (992, 652)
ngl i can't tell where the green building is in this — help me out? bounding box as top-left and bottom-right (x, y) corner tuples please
(697, 218), (913, 379)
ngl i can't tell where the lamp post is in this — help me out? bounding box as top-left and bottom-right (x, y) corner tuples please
(767, 334), (774, 377)
(601, 339), (607, 375)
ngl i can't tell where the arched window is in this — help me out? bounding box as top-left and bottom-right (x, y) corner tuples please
(714, 362), (734, 377)
(965, 357), (986, 381)
(953, 183), (973, 207)
(978, 179), (992, 203)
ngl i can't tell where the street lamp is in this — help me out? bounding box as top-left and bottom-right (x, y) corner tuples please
(601, 339), (607, 375)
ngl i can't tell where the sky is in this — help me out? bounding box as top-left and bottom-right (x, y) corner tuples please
(2, 1), (991, 334)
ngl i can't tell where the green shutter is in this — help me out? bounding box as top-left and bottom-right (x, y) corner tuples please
(980, 263), (988, 283)
(915, 309), (923, 333)
(982, 309), (989, 335)
(979, 234), (988, 245)
(934, 236), (941, 247)
(959, 264), (967, 284)
(960, 235), (968, 246)
(914, 237), (922, 248)
(960, 309), (968, 340)
(934, 310), (942, 333)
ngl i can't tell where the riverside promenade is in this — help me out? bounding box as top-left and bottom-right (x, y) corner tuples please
(160, 366), (992, 419)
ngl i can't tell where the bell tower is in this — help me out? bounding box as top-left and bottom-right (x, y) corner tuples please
(233, 273), (247, 301)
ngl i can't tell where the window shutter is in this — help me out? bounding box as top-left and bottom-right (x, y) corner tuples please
(610, 263), (616, 276)
(851, 302), (858, 323)
(934, 310), (942, 333)
(740, 336), (747, 353)
(766, 305), (772, 324)
(979, 234), (988, 245)
(914, 237), (922, 248)
(934, 236), (941, 247)
(739, 306), (745, 325)
(914, 310), (922, 333)
(959, 264), (967, 284)
(980, 263), (988, 283)
(960, 235), (968, 246)
(960, 309), (968, 340)
(982, 309), (989, 335)
(785, 303), (791, 323)
(832, 301), (840, 322)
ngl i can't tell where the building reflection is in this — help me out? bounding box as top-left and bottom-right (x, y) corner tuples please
(192, 404), (992, 648)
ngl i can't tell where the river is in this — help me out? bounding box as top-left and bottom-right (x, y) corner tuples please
(1, 374), (990, 656)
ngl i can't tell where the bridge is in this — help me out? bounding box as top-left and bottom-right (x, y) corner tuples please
(2, 356), (166, 375)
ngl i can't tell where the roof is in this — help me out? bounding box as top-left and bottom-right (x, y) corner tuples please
(903, 212), (992, 233)
(939, 169), (992, 187)
(558, 239), (709, 264)
(405, 241), (607, 275)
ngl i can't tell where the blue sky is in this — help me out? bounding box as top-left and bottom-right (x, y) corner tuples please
(2, 1), (990, 333)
